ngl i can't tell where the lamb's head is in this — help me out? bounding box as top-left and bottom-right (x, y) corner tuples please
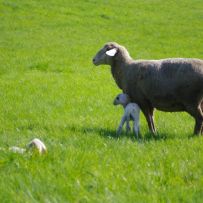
(113, 93), (130, 107)
(92, 42), (131, 66)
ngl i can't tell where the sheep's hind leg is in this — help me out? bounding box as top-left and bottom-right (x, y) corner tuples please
(187, 105), (203, 135)
(201, 101), (203, 134)
(194, 115), (203, 135)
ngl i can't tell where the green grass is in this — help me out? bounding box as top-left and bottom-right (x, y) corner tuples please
(0, 0), (203, 202)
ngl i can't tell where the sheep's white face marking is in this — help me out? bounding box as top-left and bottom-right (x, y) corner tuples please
(105, 48), (117, 56)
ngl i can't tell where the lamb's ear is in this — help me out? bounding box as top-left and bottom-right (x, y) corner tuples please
(105, 48), (117, 56)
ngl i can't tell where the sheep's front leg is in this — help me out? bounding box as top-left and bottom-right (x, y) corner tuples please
(117, 115), (127, 136)
(150, 107), (156, 133)
(142, 107), (156, 135)
(146, 114), (155, 134)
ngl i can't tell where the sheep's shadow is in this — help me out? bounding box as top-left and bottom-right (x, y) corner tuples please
(68, 125), (170, 142)
(69, 125), (118, 139)
(142, 132), (173, 142)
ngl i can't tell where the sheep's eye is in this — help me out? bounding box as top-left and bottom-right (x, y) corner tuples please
(116, 96), (119, 100)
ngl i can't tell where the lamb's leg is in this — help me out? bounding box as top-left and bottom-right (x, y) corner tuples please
(133, 121), (139, 139)
(125, 117), (131, 133)
(117, 115), (127, 136)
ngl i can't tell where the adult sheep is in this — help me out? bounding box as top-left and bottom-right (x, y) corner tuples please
(92, 42), (203, 135)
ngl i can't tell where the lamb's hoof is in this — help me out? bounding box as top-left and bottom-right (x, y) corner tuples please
(126, 127), (131, 134)
(116, 129), (122, 136)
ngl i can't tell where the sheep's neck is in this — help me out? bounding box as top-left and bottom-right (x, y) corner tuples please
(111, 51), (132, 91)
(111, 61), (126, 90)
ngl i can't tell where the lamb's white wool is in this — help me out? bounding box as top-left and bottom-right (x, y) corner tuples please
(27, 138), (47, 154)
(9, 146), (26, 154)
(114, 94), (140, 138)
(113, 93), (130, 107)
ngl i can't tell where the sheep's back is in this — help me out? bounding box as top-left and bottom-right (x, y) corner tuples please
(126, 58), (203, 111)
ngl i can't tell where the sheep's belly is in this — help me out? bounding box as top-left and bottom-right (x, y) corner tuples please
(155, 104), (185, 112)
(152, 100), (185, 112)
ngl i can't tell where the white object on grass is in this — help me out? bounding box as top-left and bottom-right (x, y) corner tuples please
(27, 138), (47, 154)
(9, 146), (26, 154)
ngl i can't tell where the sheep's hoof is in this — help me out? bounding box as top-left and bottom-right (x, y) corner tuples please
(151, 131), (158, 137)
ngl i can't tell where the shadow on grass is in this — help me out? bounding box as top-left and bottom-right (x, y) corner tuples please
(15, 122), (196, 142)
(143, 132), (167, 141)
(68, 125), (174, 142)
(69, 125), (118, 139)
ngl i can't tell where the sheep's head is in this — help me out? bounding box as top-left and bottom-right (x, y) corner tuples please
(92, 42), (121, 66)
(113, 93), (130, 107)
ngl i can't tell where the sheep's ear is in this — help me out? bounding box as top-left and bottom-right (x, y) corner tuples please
(105, 48), (117, 56)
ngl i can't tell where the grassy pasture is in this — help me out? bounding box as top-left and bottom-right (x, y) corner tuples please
(0, 0), (203, 202)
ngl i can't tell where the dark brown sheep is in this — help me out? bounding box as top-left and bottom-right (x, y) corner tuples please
(92, 42), (203, 135)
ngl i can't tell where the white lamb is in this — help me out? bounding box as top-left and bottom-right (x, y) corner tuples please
(113, 93), (141, 138)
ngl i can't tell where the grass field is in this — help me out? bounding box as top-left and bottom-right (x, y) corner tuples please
(1, 0), (203, 202)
